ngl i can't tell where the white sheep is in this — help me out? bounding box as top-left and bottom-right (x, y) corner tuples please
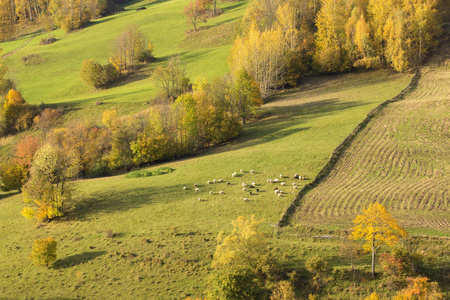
(251, 182), (256, 186)
(232, 173), (237, 177)
(242, 182), (247, 187)
(198, 197), (202, 201)
(218, 179), (223, 183)
(207, 180), (212, 184)
(293, 186), (299, 190)
(250, 170), (255, 174)
(292, 182), (297, 186)
(195, 188), (201, 192)
(280, 182), (286, 186)
(242, 198), (249, 201)
(278, 193), (283, 197)
(240, 169), (244, 173)
(267, 179), (272, 183)
(213, 179), (216, 184)
(275, 190), (280, 194)
(243, 188), (248, 192)
(273, 178), (279, 183)
(209, 191), (213, 195)
(183, 186), (187, 190)
(279, 174), (283, 178)
(219, 191), (225, 194)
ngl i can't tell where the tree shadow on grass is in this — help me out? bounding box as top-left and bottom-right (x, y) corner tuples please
(53, 251), (106, 269)
(0, 191), (20, 201)
(72, 183), (184, 220)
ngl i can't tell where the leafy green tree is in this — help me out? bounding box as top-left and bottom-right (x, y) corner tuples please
(351, 202), (408, 276)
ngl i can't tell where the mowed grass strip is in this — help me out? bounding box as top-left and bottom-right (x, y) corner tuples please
(0, 70), (413, 299)
(291, 65), (450, 236)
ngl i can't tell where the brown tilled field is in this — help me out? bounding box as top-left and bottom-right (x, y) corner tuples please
(291, 63), (450, 234)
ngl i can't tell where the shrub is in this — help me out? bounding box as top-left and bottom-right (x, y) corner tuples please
(80, 59), (119, 88)
(0, 160), (27, 192)
(393, 276), (443, 300)
(30, 237), (57, 267)
(305, 255), (332, 290)
(271, 280), (297, 300)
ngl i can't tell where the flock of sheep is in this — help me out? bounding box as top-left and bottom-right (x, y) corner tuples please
(182, 169), (307, 202)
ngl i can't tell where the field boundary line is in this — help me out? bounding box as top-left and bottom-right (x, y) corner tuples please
(277, 69), (422, 227)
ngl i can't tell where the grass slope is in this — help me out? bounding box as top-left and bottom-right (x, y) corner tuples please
(1, 0), (247, 105)
(0, 70), (414, 299)
(290, 64), (450, 236)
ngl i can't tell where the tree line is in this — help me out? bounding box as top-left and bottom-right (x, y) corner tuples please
(230, 0), (443, 98)
(0, 0), (131, 41)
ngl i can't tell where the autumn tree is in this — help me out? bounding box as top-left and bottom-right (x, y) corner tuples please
(1, 89), (39, 135)
(152, 57), (190, 101)
(80, 58), (119, 88)
(0, 0), (15, 42)
(33, 108), (63, 135)
(393, 276), (444, 300)
(30, 237), (57, 267)
(209, 215), (278, 299)
(109, 24), (153, 74)
(351, 202), (408, 277)
(184, 0), (208, 31)
(270, 280), (297, 300)
(21, 143), (78, 221)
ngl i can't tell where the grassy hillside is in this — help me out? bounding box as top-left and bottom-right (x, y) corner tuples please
(289, 62), (450, 237)
(0, 70), (415, 299)
(1, 0), (247, 105)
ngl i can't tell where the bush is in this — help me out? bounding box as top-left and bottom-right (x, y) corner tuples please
(80, 59), (119, 88)
(0, 160), (27, 192)
(305, 255), (332, 290)
(30, 237), (57, 267)
(124, 167), (175, 178)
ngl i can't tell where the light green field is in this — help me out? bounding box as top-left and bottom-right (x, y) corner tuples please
(1, 0), (247, 105)
(0, 70), (415, 299)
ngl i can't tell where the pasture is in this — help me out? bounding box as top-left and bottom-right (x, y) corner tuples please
(1, 0), (247, 105)
(0, 70), (416, 299)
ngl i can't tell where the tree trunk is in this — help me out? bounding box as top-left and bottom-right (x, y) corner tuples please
(371, 236), (376, 277)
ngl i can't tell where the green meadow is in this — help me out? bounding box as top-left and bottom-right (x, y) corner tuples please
(1, 0), (449, 298)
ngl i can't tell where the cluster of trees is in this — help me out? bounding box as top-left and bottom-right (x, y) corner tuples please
(205, 205), (443, 299)
(0, 0), (131, 40)
(0, 58), (262, 221)
(230, 0), (443, 98)
(80, 25), (153, 88)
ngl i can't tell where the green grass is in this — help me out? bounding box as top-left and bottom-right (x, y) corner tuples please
(1, 0), (247, 105)
(0, 69), (421, 299)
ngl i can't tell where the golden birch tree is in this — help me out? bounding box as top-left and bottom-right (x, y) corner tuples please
(351, 202), (408, 277)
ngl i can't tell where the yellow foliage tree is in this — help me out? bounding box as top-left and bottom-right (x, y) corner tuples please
(351, 202), (408, 277)
(364, 292), (382, 300)
(30, 237), (57, 267)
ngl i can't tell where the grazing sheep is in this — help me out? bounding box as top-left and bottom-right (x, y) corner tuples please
(267, 179), (272, 183)
(207, 180), (212, 184)
(232, 173), (237, 177)
(249, 185), (255, 189)
(291, 191), (295, 194)
(227, 181), (231, 185)
(274, 187), (279, 190)
(219, 191), (225, 194)
(280, 182), (286, 186)
(249, 191), (253, 195)
(240, 169), (244, 173)
(243, 198), (249, 201)
(243, 188), (248, 192)
(251, 182), (256, 186)
(275, 190), (280, 194)
(213, 179), (216, 184)
(256, 188), (260, 192)
(198, 198), (202, 201)
(218, 179), (223, 183)
(273, 178), (279, 183)
(183, 186), (187, 190)
(195, 188), (201, 192)
(209, 191), (213, 195)
(279, 190), (284, 194)
(294, 174), (299, 180)
(278, 193), (283, 197)
(292, 182), (297, 186)
(279, 174), (283, 178)
(301, 176), (306, 180)
(293, 186), (299, 190)
(250, 170), (255, 174)
(194, 183), (198, 187)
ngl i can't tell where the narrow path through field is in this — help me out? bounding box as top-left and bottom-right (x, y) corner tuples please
(3, 37), (35, 58)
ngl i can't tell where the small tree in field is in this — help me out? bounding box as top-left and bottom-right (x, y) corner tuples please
(184, 0), (208, 31)
(30, 237), (57, 267)
(351, 202), (408, 277)
(393, 276), (443, 300)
